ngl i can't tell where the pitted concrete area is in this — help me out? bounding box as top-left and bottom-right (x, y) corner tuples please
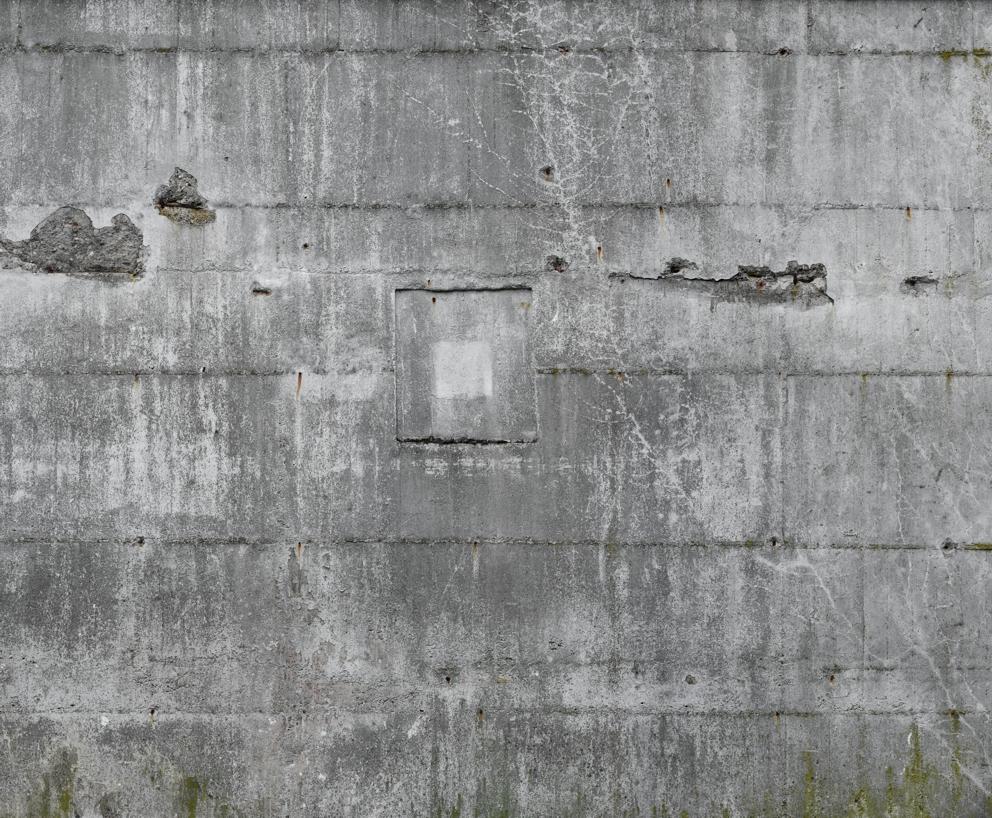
(2, 1), (992, 816)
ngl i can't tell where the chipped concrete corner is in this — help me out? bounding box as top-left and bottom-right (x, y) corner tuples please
(2, 1), (992, 817)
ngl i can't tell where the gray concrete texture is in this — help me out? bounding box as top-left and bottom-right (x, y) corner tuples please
(1, 0), (992, 815)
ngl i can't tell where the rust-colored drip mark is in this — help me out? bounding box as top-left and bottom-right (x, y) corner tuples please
(477, 708), (485, 723)
(665, 178), (672, 188)
(296, 542), (303, 561)
(596, 245), (604, 261)
(132, 373), (140, 388)
(431, 296), (437, 304)
(905, 206), (912, 219)
(657, 206), (665, 223)
(296, 371), (303, 399)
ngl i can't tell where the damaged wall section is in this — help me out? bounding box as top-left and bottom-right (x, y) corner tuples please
(615, 259), (832, 306)
(154, 167), (216, 225)
(0, 206), (143, 278)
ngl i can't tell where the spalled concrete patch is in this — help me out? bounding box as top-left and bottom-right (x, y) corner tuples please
(154, 167), (216, 225)
(615, 259), (832, 306)
(902, 274), (941, 295)
(0, 206), (143, 278)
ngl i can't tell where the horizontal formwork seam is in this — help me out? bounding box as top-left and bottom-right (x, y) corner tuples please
(0, 538), (946, 550)
(0, 370), (989, 378)
(0, 43), (983, 59)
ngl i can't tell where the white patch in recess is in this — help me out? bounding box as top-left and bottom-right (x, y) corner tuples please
(432, 340), (493, 399)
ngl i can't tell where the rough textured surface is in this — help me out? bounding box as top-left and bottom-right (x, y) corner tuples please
(2, 1), (992, 816)
(618, 260), (832, 306)
(0, 206), (142, 277)
(154, 167), (216, 225)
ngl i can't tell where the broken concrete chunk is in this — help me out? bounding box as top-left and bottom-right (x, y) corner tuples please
(619, 258), (832, 306)
(735, 261), (829, 295)
(154, 167), (207, 209)
(154, 167), (216, 225)
(0, 206), (143, 278)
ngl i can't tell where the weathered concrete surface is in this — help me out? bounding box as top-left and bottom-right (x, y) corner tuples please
(2, 1), (992, 816)
(395, 288), (537, 443)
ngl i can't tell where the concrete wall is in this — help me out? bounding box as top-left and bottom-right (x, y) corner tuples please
(1, 1), (992, 815)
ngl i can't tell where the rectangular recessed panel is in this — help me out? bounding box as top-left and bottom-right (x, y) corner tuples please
(395, 288), (537, 442)
(432, 340), (494, 399)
